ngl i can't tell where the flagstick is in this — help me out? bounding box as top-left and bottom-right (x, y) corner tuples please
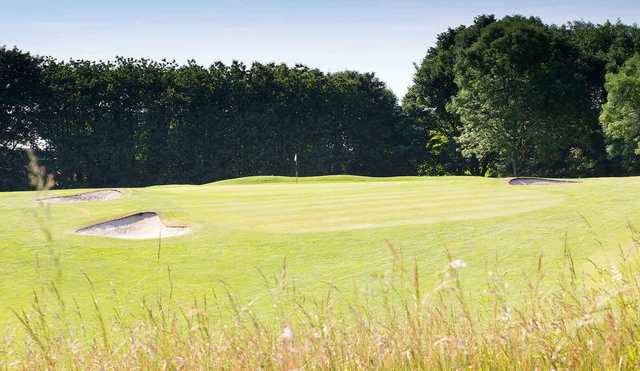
(294, 153), (298, 183)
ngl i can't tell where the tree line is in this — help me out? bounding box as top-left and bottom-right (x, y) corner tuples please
(2, 15), (640, 190)
(1, 55), (418, 189)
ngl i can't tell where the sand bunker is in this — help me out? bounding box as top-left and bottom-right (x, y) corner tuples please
(41, 190), (123, 203)
(75, 212), (190, 240)
(509, 177), (578, 185)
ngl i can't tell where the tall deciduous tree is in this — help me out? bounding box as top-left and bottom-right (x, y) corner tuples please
(449, 16), (595, 176)
(403, 15), (496, 175)
(600, 54), (640, 172)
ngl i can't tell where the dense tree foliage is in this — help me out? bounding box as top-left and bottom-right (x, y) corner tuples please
(600, 55), (640, 171)
(0, 47), (45, 189)
(403, 15), (496, 176)
(564, 20), (640, 175)
(450, 16), (596, 176)
(407, 16), (640, 177)
(0, 49), (417, 190)
(2, 16), (640, 190)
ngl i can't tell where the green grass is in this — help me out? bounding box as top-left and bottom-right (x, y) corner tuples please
(1, 175), (640, 325)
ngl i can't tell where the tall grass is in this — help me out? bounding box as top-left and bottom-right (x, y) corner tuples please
(2, 237), (640, 369)
(3, 155), (640, 369)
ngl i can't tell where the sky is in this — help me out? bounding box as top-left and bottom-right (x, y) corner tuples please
(3, 0), (640, 98)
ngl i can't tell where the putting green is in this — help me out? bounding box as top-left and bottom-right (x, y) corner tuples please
(1, 175), (639, 324)
(182, 179), (565, 233)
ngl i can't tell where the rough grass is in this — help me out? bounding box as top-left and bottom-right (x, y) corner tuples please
(3, 239), (640, 369)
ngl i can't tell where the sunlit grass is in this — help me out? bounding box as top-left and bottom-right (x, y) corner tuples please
(3, 238), (640, 369)
(2, 174), (640, 327)
(3, 161), (640, 368)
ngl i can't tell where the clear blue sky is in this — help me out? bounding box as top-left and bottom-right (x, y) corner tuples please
(3, 0), (639, 97)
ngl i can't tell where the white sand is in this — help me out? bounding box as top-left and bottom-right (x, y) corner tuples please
(509, 177), (578, 185)
(75, 212), (190, 240)
(41, 190), (123, 203)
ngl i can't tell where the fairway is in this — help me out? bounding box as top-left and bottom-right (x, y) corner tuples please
(1, 175), (639, 324)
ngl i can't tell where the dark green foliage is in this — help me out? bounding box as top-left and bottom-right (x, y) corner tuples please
(1, 50), (417, 190)
(407, 16), (640, 177)
(600, 55), (640, 172)
(450, 16), (598, 176)
(0, 47), (45, 190)
(403, 15), (496, 176)
(565, 21), (640, 175)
